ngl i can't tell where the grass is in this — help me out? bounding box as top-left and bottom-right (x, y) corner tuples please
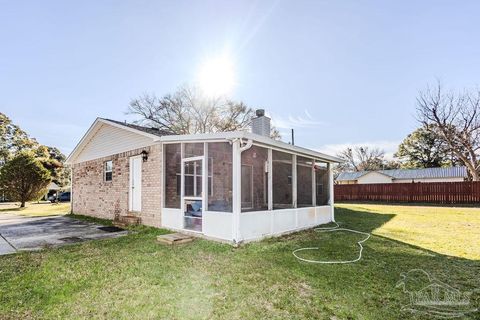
(0, 202), (70, 216)
(0, 204), (478, 319)
(336, 203), (480, 260)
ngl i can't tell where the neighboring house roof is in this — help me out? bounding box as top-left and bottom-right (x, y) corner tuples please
(336, 171), (369, 181)
(336, 166), (467, 181)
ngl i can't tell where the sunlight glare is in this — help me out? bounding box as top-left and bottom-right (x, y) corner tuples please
(197, 55), (236, 97)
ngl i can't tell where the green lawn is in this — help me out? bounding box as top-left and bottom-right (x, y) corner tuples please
(0, 204), (478, 319)
(0, 202), (70, 216)
(337, 203), (480, 260)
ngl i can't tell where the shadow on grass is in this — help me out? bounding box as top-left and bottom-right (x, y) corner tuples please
(256, 207), (480, 318)
(0, 206), (23, 212)
(336, 201), (480, 208)
(67, 213), (115, 226)
(0, 208), (478, 320)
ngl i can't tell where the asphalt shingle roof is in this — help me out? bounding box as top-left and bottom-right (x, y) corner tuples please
(336, 166), (467, 181)
(102, 118), (172, 137)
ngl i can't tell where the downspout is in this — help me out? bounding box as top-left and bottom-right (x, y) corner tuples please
(229, 138), (253, 245)
(328, 162), (335, 222)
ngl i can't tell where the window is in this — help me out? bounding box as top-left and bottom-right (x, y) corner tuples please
(272, 150), (293, 209)
(297, 156), (313, 207)
(315, 162), (329, 206)
(104, 160), (112, 181)
(175, 159), (213, 198)
(241, 146), (268, 212)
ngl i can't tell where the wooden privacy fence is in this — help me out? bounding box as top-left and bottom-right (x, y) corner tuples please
(334, 181), (480, 204)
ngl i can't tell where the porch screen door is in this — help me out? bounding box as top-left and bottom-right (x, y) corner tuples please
(182, 156), (203, 232)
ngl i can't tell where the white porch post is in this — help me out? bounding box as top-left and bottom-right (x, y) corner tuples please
(312, 160), (316, 207)
(292, 154), (297, 208)
(203, 142), (208, 212)
(180, 143), (185, 222)
(268, 148), (273, 210)
(232, 139), (241, 244)
(328, 162), (335, 222)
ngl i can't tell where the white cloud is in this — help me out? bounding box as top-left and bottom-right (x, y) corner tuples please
(316, 140), (400, 160)
(270, 109), (326, 129)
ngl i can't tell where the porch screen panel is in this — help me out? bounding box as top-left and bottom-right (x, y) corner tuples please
(315, 162), (329, 205)
(241, 146), (268, 212)
(184, 143), (204, 157)
(207, 142), (232, 212)
(272, 150), (293, 209)
(164, 143), (181, 208)
(297, 156), (313, 207)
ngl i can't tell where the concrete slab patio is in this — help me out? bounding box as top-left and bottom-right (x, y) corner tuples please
(0, 214), (128, 255)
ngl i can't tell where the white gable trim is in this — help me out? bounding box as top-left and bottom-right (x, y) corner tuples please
(65, 118), (158, 164)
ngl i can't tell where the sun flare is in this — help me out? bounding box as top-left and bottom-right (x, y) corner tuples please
(197, 55), (236, 97)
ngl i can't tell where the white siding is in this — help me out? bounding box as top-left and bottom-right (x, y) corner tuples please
(76, 123), (156, 162)
(238, 206), (332, 242)
(336, 180), (357, 184)
(357, 172), (392, 184)
(203, 211), (233, 241)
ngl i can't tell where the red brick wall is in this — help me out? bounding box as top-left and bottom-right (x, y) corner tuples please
(71, 144), (162, 227)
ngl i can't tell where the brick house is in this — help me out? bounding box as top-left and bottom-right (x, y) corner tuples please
(66, 111), (342, 244)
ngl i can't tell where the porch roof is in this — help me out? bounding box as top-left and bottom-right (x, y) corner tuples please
(159, 131), (343, 163)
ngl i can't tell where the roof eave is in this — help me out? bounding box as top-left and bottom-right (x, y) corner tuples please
(65, 118), (160, 165)
(160, 131), (343, 163)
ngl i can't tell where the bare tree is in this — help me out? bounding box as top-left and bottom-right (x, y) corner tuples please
(128, 85), (278, 137)
(336, 146), (386, 172)
(416, 82), (480, 180)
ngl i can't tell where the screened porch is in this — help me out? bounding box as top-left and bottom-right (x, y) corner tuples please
(161, 132), (336, 243)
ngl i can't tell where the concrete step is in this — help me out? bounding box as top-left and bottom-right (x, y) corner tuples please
(113, 215), (140, 227)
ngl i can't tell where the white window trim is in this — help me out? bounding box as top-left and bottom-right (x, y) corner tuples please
(104, 160), (113, 182)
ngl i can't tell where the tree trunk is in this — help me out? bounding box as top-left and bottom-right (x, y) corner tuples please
(470, 169), (480, 181)
(20, 200), (25, 208)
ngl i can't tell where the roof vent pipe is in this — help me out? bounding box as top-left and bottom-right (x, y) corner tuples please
(251, 109), (271, 137)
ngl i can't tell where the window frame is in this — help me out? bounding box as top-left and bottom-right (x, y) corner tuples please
(175, 157), (213, 197)
(104, 160), (113, 182)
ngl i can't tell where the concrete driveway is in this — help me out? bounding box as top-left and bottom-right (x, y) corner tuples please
(0, 214), (127, 255)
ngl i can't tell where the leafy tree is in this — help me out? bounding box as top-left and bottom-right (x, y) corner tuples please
(0, 152), (51, 207)
(383, 160), (402, 170)
(395, 125), (457, 168)
(0, 112), (37, 165)
(128, 85), (280, 139)
(0, 113), (69, 186)
(417, 82), (480, 180)
(336, 146), (386, 172)
(35, 145), (70, 186)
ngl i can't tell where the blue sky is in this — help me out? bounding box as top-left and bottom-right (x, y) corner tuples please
(1, 0), (479, 158)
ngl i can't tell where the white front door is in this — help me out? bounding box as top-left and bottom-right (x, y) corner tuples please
(129, 156), (142, 212)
